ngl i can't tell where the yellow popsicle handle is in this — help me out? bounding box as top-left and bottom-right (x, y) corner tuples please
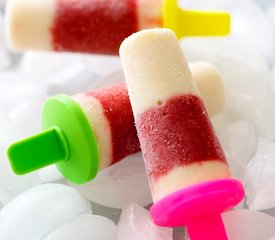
(163, 0), (230, 38)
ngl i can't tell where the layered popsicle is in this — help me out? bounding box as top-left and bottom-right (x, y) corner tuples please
(74, 62), (224, 170)
(8, 61), (225, 184)
(120, 29), (244, 239)
(6, 0), (230, 55)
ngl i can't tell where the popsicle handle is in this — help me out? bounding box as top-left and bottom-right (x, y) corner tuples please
(163, 0), (231, 39)
(178, 10), (231, 37)
(7, 127), (68, 174)
(186, 214), (228, 240)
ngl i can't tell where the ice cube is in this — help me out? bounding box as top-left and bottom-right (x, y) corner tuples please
(271, 66), (275, 97)
(183, 38), (275, 139)
(223, 209), (275, 240)
(117, 203), (173, 240)
(182, 0), (275, 63)
(255, 0), (275, 9)
(38, 165), (64, 183)
(0, 0), (6, 9)
(0, 71), (48, 111)
(246, 137), (275, 210)
(47, 65), (98, 96)
(0, 11), (11, 70)
(89, 201), (122, 224)
(42, 214), (117, 240)
(9, 98), (44, 136)
(263, 208), (275, 219)
(0, 113), (40, 204)
(0, 158), (40, 205)
(20, 52), (122, 95)
(217, 120), (258, 180)
(20, 51), (86, 76)
(90, 70), (125, 89)
(0, 184), (91, 240)
(19, 52), (97, 96)
(267, 6), (275, 29)
(70, 153), (152, 209)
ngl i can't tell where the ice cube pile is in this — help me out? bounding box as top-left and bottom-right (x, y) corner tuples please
(1, 0), (275, 239)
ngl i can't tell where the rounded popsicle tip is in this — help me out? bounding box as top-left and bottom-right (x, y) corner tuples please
(120, 28), (196, 117)
(5, 0), (55, 51)
(189, 61), (225, 116)
(119, 28), (177, 58)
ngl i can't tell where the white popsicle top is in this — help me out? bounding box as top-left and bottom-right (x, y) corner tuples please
(138, 0), (163, 29)
(120, 28), (199, 117)
(6, 0), (55, 51)
(189, 61), (225, 116)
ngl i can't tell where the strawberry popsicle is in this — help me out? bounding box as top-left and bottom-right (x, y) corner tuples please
(6, 0), (230, 55)
(120, 28), (231, 201)
(120, 28), (245, 240)
(7, 61), (225, 184)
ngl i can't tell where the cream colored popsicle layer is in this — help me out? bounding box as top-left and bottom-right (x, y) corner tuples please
(120, 29), (231, 202)
(72, 94), (112, 170)
(6, 0), (162, 54)
(138, 0), (162, 29)
(189, 61), (224, 117)
(6, 0), (55, 51)
(120, 29), (197, 117)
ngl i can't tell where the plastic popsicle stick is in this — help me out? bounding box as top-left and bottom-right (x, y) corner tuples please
(7, 94), (99, 184)
(8, 127), (68, 175)
(186, 214), (228, 240)
(150, 179), (245, 240)
(163, 0), (231, 38)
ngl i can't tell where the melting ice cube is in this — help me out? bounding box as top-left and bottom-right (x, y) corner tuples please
(223, 209), (275, 240)
(117, 203), (173, 240)
(246, 137), (275, 210)
(42, 214), (117, 240)
(70, 153), (152, 209)
(0, 184), (91, 240)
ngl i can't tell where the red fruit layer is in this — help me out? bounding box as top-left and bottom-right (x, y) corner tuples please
(136, 94), (227, 180)
(86, 82), (140, 164)
(52, 0), (139, 55)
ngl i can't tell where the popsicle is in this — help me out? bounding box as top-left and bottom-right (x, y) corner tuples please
(6, 0), (230, 55)
(119, 28), (244, 240)
(7, 61), (224, 185)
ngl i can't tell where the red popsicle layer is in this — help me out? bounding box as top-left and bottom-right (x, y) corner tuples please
(136, 94), (228, 181)
(87, 83), (140, 164)
(52, 0), (139, 55)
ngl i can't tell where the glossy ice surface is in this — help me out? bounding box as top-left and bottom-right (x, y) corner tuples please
(2, 0), (275, 239)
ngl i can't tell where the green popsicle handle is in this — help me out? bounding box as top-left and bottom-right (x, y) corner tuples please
(8, 127), (69, 175)
(7, 94), (100, 184)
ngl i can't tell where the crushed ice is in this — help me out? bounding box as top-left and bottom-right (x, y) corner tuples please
(1, 0), (275, 239)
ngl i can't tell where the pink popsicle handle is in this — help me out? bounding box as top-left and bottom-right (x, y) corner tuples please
(150, 179), (245, 240)
(186, 214), (228, 240)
